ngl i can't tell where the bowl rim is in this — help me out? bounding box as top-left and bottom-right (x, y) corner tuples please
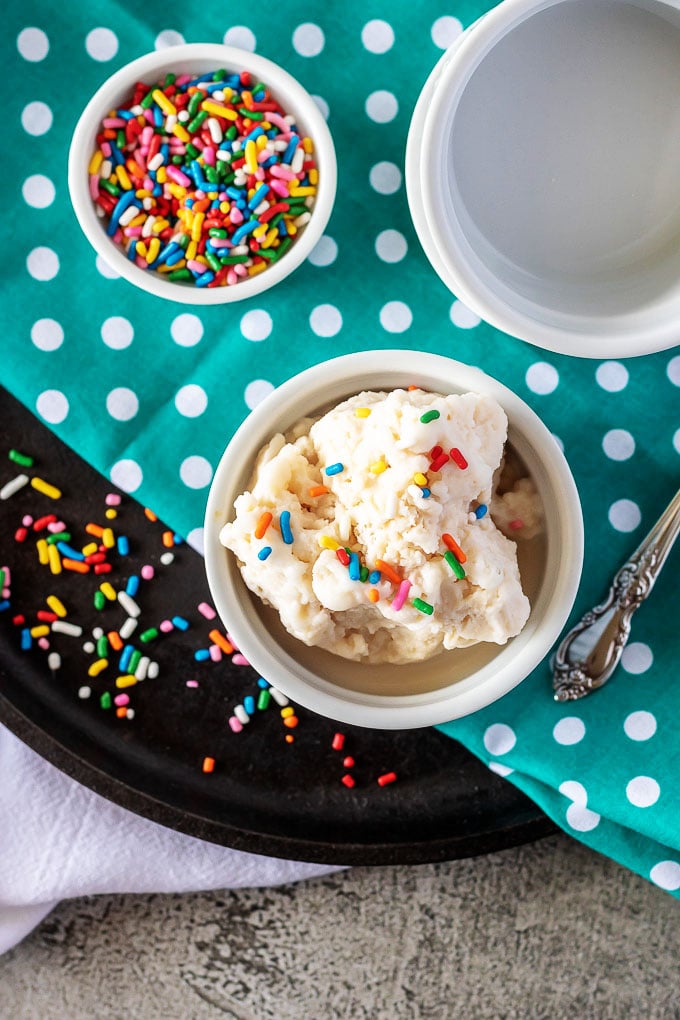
(409, 0), (680, 358)
(203, 350), (584, 729)
(67, 42), (337, 305)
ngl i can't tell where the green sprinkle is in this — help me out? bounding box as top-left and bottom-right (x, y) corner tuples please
(219, 254), (250, 265)
(129, 649), (142, 672)
(187, 91), (203, 117)
(140, 88), (156, 109)
(226, 125), (238, 141)
(420, 410), (440, 424)
(209, 228), (228, 239)
(257, 688), (271, 710)
(163, 72), (176, 87)
(214, 68), (227, 81)
(185, 143), (200, 159)
(94, 590), (106, 611)
(206, 252), (222, 273)
(239, 107), (263, 120)
(167, 269), (193, 282)
(116, 129), (126, 149)
(46, 531), (71, 545)
(100, 691), (112, 709)
(0, 569), (4, 590)
(444, 551), (466, 580)
(96, 635), (109, 658)
(412, 598), (434, 616)
(140, 627), (159, 643)
(9, 449), (34, 467)
(171, 154), (185, 165)
(187, 110), (209, 133)
(100, 179), (121, 197)
(360, 565), (369, 583)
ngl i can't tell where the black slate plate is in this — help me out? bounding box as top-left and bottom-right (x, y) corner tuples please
(0, 386), (555, 865)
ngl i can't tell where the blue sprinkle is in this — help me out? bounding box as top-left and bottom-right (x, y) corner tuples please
(230, 218), (260, 244)
(166, 247), (185, 267)
(125, 575), (139, 597)
(117, 535), (129, 556)
(21, 628), (31, 650)
(283, 135), (299, 164)
(324, 462), (344, 476)
(107, 189), (138, 235)
(109, 144), (124, 166)
(248, 184), (270, 210)
(195, 270), (215, 287)
(119, 644), (134, 672)
(57, 542), (84, 561)
(258, 545), (273, 560)
(349, 552), (360, 581)
(244, 695), (255, 715)
(173, 533), (184, 545)
(368, 570), (381, 584)
(0, 600), (10, 613)
(171, 616), (190, 631)
(421, 488), (431, 498)
(257, 677), (270, 689)
(194, 648), (211, 662)
(279, 511), (293, 545)
(475, 503), (488, 519)
(243, 126), (264, 144)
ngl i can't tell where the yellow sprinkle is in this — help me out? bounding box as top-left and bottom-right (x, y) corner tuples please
(48, 543), (61, 575)
(145, 237), (161, 264)
(252, 222), (268, 239)
(88, 150), (104, 175)
(116, 674), (138, 689)
(127, 213), (146, 228)
(88, 658), (109, 677)
(286, 221), (298, 236)
(288, 186), (316, 197)
(105, 508), (118, 520)
(191, 211), (205, 243)
(172, 123), (191, 143)
(36, 539), (49, 565)
(248, 261), (267, 276)
(262, 226), (279, 249)
(414, 472), (428, 487)
(319, 535), (340, 550)
(99, 581), (117, 601)
(46, 595), (67, 618)
(309, 168), (319, 185)
(245, 139), (258, 174)
(167, 182), (187, 200)
(82, 542), (99, 557)
(370, 460), (388, 474)
(135, 189), (153, 199)
(136, 240), (148, 259)
(220, 200), (230, 214)
(256, 133), (268, 150)
(152, 217), (169, 233)
(355, 408), (371, 418)
(185, 240), (197, 261)
(302, 137), (314, 154)
(281, 706), (295, 718)
(201, 100), (239, 121)
(152, 89), (176, 116)
(116, 165), (132, 191)
(31, 477), (61, 499)
(30, 625), (50, 638)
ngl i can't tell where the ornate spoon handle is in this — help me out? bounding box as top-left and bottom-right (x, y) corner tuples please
(553, 487), (680, 702)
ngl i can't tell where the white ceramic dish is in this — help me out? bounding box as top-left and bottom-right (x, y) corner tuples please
(68, 43), (336, 304)
(407, 0), (680, 358)
(204, 350), (584, 729)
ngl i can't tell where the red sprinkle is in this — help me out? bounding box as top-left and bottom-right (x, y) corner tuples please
(509, 519), (525, 531)
(336, 548), (350, 567)
(12, 614), (26, 626)
(332, 732), (345, 751)
(429, 452), (449, 473)
(343, 756), (355, 768)
(33, 514), (57, 531)
(449, 448), (468, 470)
(36, 610), (58, 622)
(377, 772), (397, 787)
(94, 562), (113, 574)
(341, 774), (356, 788)
(14, 527), (28, 542)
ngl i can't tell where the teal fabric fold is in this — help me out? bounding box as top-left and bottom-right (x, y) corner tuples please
(3, 0), (679, 895)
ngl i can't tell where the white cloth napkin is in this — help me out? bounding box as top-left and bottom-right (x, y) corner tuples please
(0, 723), (342, 955)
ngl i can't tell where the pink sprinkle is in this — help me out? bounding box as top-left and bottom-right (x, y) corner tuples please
(114, 693), (130, 706)
(203, 146), (216, 165)
(234, 263), (248, 277)
(226, 632), (239, 650)
(2, 588), (10, 599)
(186, 679), (199, 688)
(198, 601), (216, 620)
(103, 117), (126, 129)
(124, 227), (143, 238)
(105, 493), (122, 506)
(187, 259), (206, 273)
(270, 179), (290, 198)
(267, 112), (291, 132)
(22, 515), (33, 527)
(141, 565), (154, 580)
(232, 653), (250, 666)
(89, 174), (100, 199)
(175, 73), (192, 86)
(391, 579), (412, 612)
(47, 521), (66, 533)
(141, 125), (154, 145)
(134, 255), (147, 269)
(159, 619), (174, 633)
(230, 206), (244, 225)
(209, 644), (223, 662)
(226, 270), (238, 286)
(38, 637), (50, 650)
(509, 519), (524, 531)
(167, 165), (192, 187)
(270, 165), (297, 181)
(228, 715), (243, 733)
(1, 567), (11, 585)
(101, 141), (112, 157)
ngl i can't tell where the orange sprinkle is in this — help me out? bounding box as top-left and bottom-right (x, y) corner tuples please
(209, 629), (234, 654)
(162, 530), (174, 548)
(285, 734), (295, 744)
(375, 559), (402, 585)
(308, 485), (329, 497)
(62, 558), (91, 574)
(144, 507), (158, 522)
(368, 589), (380, 603)
(407, 385), (420, 391)
(85, 522), (105, 537)
(202, 756), (216, 773)
(442, 533), (467, 564)
(107, 630), (124, 651)
(116, 706), (128, 718)
(254, 511), (273, 539)
(283, 715), (299, 728)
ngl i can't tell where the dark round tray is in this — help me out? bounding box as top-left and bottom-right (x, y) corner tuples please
(0, 386), (554, 865)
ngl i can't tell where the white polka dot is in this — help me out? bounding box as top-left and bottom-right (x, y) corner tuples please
(650, 860), (680, 891)
(106, 387), (139, 421)
(673, 428), (680, 456)
(369, 161), (402, 195)
(450, 300), (481, 329)
(17, 27), (49, 61)
(375, 229), (407, 263)
(621, 641), (653, 674)
(552, 716), (586, 745)
(96, 254), (120, 279)
(155, 29), (185, 49)
(596, 361), (629, 392)
(608, 497), (641, 532)
(36, 389), (68, 424)
(602, 429), (635, 461)
(566, 803), (601, 831)
(483, 723), (516, 756)
(180, 455), (213, 489)
(22, 174), (55, 209)
(379, 300), (412, 333)
(365, 90), (399, 123)
(292, 22), (325, 57)
(85, 27), (119, 61)
(626, 775), (660, 808)
(171, 313), (203, 347)
(526, 361), (559, 395)
(623, 710), (657, 741)
(361, 19), (394, 53)
(101, 316), (134, 349)
(312, 95), (330, 120)
(223, 26), (256, 50)
(186, 527), (204, 555)
(175, 384), (208, 418)
(667, 354), (680, 386)
(110, 459), (143, 493)
(21, 101), (52, 136)
(559, 780), (588, 805)
(308, 235), (337, 267)
(431, 15), (464, 49)
(240, 309), (272, 342)
(488, 761), (514, 777)
(309, 304), (342, 337)
(31, 318), (63, 352)
(244, 379), (275, 409)
(26, 246), (59, 281)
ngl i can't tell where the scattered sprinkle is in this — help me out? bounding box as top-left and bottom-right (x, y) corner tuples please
(450, 447), (468, 470)
(412, 598), (434, 616)
(377, 771), (398, 786)
(420, 410), (440, 424)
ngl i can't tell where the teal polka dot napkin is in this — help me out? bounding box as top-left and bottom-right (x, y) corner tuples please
(4, 1), (679, 895)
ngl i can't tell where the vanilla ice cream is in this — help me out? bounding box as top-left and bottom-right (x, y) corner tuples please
(219, 388), (536, 664)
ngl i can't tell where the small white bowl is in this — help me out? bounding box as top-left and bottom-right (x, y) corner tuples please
(407, 0), (680, 358)
(204, 351), (584, 729)
(68, 43), (336, 304)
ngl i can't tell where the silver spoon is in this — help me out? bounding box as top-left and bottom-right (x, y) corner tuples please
(552, 486), (680, 701)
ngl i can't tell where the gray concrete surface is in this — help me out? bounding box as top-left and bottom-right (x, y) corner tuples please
(1, 833), (678, 1020)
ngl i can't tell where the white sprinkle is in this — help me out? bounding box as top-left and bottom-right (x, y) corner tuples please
(291, 147), (305, 174)
(0, 474), (29, 500)
(147, 152), (164, 172)
(177, 110), (189, 123)
(118, 205), (138, 227)
(207, 117), (223, 143)
(141, 214), (156, 238)
(92, 626), (104, 639)
(147, 660), (159, 679)
(160, 552), (174, 566)
(272, 139), (288, 152)
(117, 591), (140, 618)
(234, 704), (250, 725)
(82, 640), (95, 654)
(294, 212), (311, 227)
(47, 652), (61, 671)
(126, 708), (135, 720)
(78, 686), (91, 699)
(119, 616), (138, 639)
(165, 114), (177, 133)
(135, 655), (149, 680)
(130, 104), (143, 116)
(269, 686), (289, 707)
(52, 620), (83, 637)
(142, 196), (153, 211)
(100, 159), (112, 180)
(216, 148), (230, 161)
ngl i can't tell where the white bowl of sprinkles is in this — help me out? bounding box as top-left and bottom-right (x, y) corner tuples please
(204, 350), (584, 730)
(68, 43), (337, 303)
